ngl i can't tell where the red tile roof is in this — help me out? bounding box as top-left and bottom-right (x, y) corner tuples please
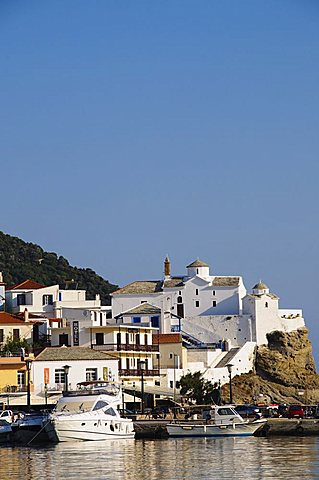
(153, 333), (182, 344)
(7, 280), (45, 291)
(0, 312), (33, 325)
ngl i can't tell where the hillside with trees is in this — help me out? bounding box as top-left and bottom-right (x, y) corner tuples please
(0, 231), (118, 305)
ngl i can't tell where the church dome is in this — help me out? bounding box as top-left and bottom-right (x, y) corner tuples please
(186, 259), (209, 268)
(252, 281), (269, 295)
(253, 281), (269, 290)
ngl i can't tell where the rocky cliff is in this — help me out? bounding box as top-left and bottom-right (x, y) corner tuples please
(222, 328), (319, 404)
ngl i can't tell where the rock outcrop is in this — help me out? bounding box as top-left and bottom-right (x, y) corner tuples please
(222, 328), (319, 404)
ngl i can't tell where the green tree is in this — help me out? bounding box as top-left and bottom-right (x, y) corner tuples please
(1, 335), (29, 355)
(179, 371), (220, 405)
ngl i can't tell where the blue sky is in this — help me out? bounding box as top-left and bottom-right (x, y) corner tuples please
(1, 1), (319, 360)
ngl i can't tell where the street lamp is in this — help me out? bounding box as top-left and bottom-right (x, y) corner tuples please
(63, 365), (71, 393)
(121, 380), (125, 411)
(132, 381), (136, 414)
(226, 364), (233, 404)
(173, 354), (180, 409)
(139, 360), (146, 415)
(25, 358), (32, 412)
(44, 383), (48, 406)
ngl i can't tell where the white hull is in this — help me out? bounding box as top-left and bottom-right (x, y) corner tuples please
(167, 420), (265, 437)
(51, 418), (135, 442)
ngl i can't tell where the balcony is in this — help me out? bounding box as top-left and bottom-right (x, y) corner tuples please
(91, 343), (159, 353)
(119, 369), (160, 377)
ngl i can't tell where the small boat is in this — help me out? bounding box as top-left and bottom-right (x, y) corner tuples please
(11, 411), (51, 445)
(166, 405), (266, 437)
(47, 381), (135, 442)
(0, 419), (13, 443)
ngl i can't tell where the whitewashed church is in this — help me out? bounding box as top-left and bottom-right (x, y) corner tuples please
(112, 257), (305, 386)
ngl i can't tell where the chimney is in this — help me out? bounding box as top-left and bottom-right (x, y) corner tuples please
(24, 308), (29, 322)
(164, 255), (171, 279)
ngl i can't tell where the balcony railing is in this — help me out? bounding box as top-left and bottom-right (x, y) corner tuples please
(0, 384), (32, 393)
(91, 343), (159, 353)
(119, 369), (160, 377)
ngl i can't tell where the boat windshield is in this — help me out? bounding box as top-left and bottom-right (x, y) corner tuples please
(217, 407), (237, 416)
(56, 400), (95, 413)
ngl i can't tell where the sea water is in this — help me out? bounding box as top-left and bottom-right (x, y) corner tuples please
(0, 436), (318, 479)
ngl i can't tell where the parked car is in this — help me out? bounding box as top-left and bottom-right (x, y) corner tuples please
(287, 405), (304, 418)
(234, 404), (260, 418)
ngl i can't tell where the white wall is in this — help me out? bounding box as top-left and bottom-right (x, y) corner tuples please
(182, 314), (253, 347)
(32, 358), (119, 394)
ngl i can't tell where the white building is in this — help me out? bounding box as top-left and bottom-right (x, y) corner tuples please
(32, 346), (119, 396)
(5, 279), (103, 318)
(112, 257), (247, 332)
(111, 257), (306, 392)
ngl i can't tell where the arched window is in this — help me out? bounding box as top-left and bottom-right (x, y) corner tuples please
(177, 296), (182, 304)
(265, 302), (268, 308)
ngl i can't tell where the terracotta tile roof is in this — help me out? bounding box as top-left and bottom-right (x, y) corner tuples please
(112, 280), (163, 295)
(113, 276), (186, 296)
(0, 312), (35, 325)
(7, 280), (46, 290)
(153, 333), (182, 344)
(35, 347), (116, 362)
(0, 357), (25, 365)
(122, 303), (161, 315)
(212, 276), (240, 287)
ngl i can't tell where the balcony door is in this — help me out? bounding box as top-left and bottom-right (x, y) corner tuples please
(95, 333), (104, 345)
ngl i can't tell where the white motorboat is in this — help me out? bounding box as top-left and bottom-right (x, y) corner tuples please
(47, 381), (135, 442)
(166, 405), (266, 437)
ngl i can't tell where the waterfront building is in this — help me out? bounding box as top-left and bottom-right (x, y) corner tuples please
(32, 346), (119, 397)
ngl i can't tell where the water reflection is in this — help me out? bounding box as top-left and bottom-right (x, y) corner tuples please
(0, 437), (319, 479)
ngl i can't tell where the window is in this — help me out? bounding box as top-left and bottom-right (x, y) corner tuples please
(13, 329), (20, 340)
(42, 294), (53, 306)
(155, 380), (160, 386)
(86, 368), (98, 381)
(144, 334), (148, 345)
(55, 369), (65, 384)
(218, 408), (235, 416)
(177, 296), (183, 304)
(169, 353), (173, 359)
(132, 316), (141, 324)
(93, 400), (108, 411)
(195, 289), (199, 295)
(0, 329), (3, 343)
(105, 408), (117, 416)
(212, 290), (216, 296)
(213, 301), (217, 307)
(17, 371), (25, 385)
(17, 294), (26, 306)
(59, 292), (62, 301)
(265, 302), (268, 308)
(141, 300), (147, 304)
(196, 269), (199, 274)
(100, 313), (103, 326)
(151, 316), (160, 328)
(170, 381), (173, 389)
(195, 301), (200, 308)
